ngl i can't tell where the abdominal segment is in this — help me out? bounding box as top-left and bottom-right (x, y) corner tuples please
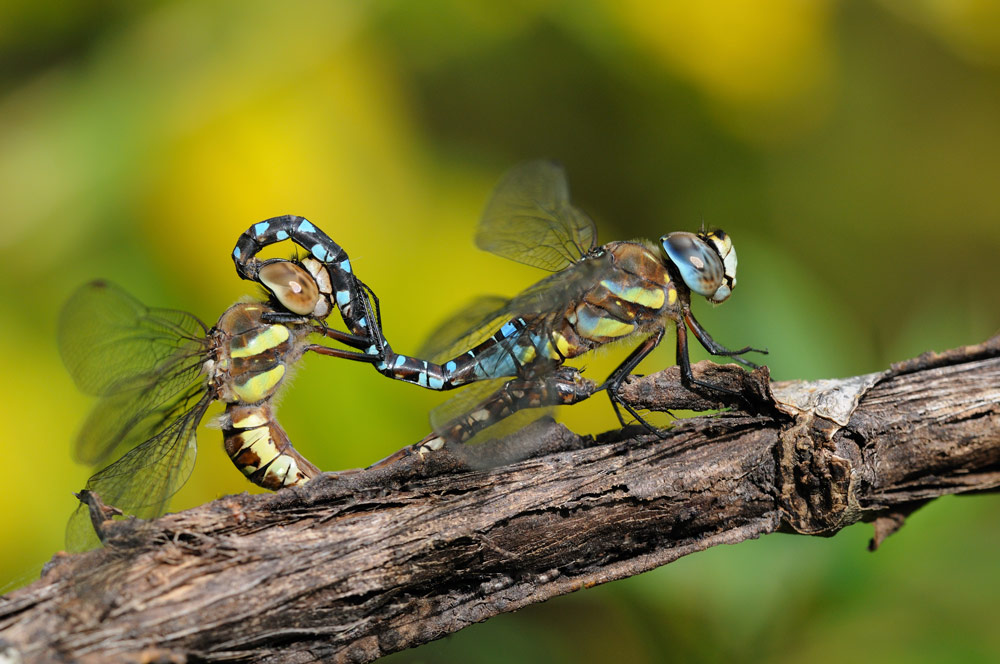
(222, 403), (320, 489)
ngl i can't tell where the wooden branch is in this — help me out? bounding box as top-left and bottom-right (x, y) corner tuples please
(2, 336), (999, 663)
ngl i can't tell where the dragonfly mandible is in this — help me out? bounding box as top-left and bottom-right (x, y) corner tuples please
(59, 249), (379, 550)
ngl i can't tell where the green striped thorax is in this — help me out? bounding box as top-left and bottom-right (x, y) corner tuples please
(208, 302), (304, 405)
(660, 230), (737, 304)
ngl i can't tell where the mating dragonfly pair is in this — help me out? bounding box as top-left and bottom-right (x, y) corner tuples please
(60, 161), (764, 550)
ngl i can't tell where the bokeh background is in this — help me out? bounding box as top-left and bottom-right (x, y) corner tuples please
(2, 1), (999, 661)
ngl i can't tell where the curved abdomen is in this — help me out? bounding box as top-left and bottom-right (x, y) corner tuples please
(222, 403), (320, 489)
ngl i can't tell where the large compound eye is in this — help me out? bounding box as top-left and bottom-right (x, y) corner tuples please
(700, 230), (737, 303)
(258, 261), (320, 315)
(660, 232), (725, 300)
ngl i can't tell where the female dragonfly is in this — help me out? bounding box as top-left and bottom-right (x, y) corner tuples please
(59, 251), (380, 551)
(233, 162), (765, 455)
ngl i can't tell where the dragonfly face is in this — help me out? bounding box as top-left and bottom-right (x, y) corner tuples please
(660, 230), (737, 305)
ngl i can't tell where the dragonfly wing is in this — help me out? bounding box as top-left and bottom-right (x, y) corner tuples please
(477, 160), (597, 272)
(418, 295), (511, 363)
(428, 378), (554, 472)
(65, 393), (207, 552)
(72, 355), (206, 466)
(418, 257), (607, 367)
(428, 378), (510, 433)
(58, 280), (208, 396)
(504, 251), (611, 316)
(59, 281), (210, 466)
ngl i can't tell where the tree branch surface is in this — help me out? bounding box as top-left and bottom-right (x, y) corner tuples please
(2, 336), (998, 663)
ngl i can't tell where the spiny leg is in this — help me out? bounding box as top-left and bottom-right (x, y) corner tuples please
(254, 312), (379, 353)
(305, 344), (381, 362)
(598, 328), (667, 435)
(359, 279), (384, 333)
(674, 319), (747, 401)
(326, 273), (388, 356)
(257, 277), (386, 355)
(682, 310), (767, 370)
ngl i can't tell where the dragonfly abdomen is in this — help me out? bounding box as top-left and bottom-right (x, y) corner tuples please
(371, 248), (676, 391)
(214, 303), (321, 490)
(222, 403), (319, 489)
(375, 315), (567, 388)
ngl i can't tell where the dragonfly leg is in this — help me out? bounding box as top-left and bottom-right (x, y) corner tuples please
(309, 325), (378, 352)
(359, 279), (385, 333)
(415, 367), (596, 454)
(261, 298), (385, 355)
(305, 344), (380, 362)
(599, 329), (666, 435)
(682, 310), (767, 369)
(675, 319), (747, 401)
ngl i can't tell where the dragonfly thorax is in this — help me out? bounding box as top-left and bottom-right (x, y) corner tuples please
(210, 302), (302, 405)
(659, 230), (737, 304)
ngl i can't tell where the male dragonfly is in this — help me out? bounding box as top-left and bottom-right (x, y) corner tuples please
(231, 162), (765, 456)
(59, 252), (380, 550)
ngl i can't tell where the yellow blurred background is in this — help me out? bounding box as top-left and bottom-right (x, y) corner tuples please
(2, 1), (999, 661)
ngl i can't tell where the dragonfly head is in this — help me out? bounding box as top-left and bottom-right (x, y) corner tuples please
(258, 260), (322, 316)
(660, 230), (737, 304)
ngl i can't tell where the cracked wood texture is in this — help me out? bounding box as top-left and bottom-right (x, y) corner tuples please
(1, 336), (998, 663)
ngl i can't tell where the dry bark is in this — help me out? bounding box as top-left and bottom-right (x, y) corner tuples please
(1, 336), (998, 663)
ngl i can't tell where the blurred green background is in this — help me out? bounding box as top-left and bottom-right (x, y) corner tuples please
(2, 0), (999, 661)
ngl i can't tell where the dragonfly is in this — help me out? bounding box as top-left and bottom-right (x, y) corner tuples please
(232, 163), (765, 457)
(368, 161), (763, 452)
(59, 250), (380, 551)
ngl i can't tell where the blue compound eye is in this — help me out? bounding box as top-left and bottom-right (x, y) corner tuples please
(660, 232), (728, 302)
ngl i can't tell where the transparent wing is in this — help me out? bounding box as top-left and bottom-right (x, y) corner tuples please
(428, 377), (510, 432)
(502, 250), (610, 316)
(476, 160), (597, 272)
(58, 281), (210, 465)
(418, 295), (510, 363)
(71, 355), (206, 466)
(65, 392), (208, 552)
(418, 251), (610, 367)
(58, 280), (209, 396)
(428, 378), (553, 472)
